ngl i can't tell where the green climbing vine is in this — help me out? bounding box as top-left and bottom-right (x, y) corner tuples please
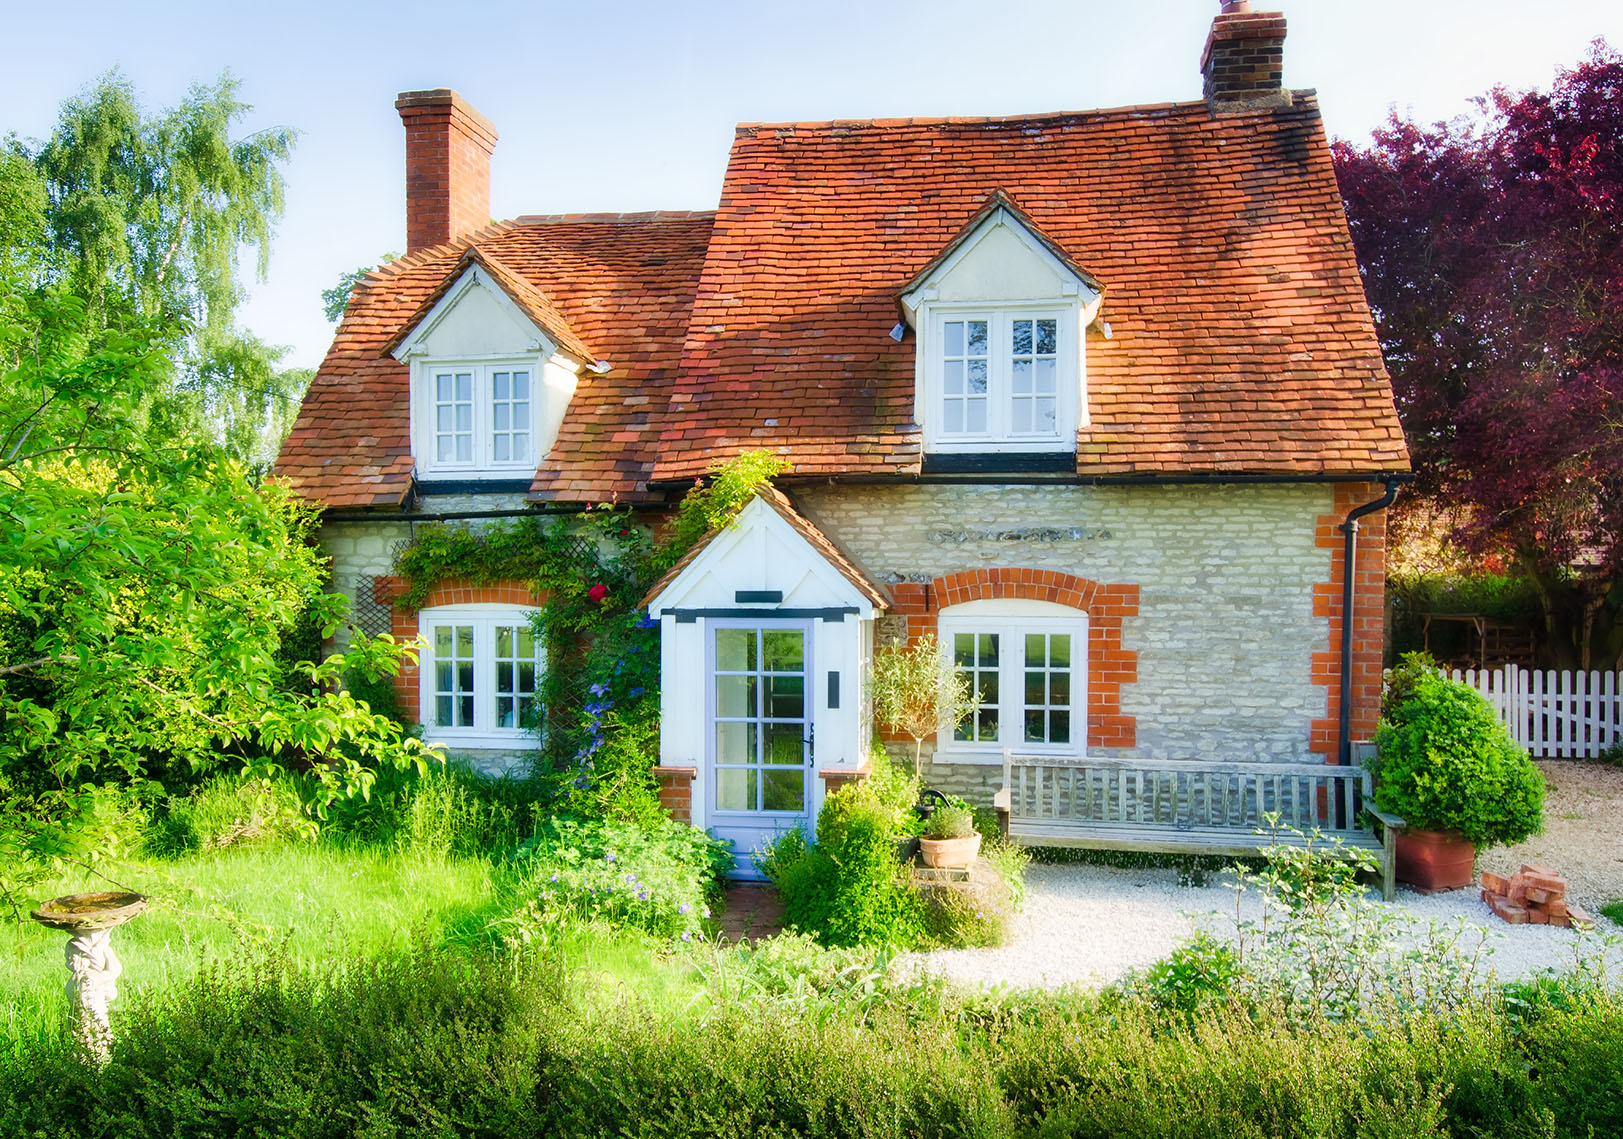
(391, 451), (790, 821)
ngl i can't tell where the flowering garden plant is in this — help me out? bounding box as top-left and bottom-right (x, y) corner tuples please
(513, 816), (733, 941)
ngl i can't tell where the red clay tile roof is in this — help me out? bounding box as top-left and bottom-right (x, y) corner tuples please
(642, 485), (892, 611)
(652, 95), (1409, 482)
(273, 212), (714, 508)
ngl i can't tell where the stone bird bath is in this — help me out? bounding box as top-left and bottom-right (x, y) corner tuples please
(31, 891), (147, 1061)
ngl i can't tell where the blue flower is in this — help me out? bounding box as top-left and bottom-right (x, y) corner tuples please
(678, 903), (690, 915)
(629, 686), (646, 697)
(584, 701), (611, 716)
(605, 852), (616, 863)
(636, 613), (658, 630)
(549, 873), (558, 883)
(637, 889), (648, 900)
(681, 930), (692, 942)
(589, 682), (609, 696)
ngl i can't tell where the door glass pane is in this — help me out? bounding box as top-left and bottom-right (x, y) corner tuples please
(766, 675), (804, 720)
(715, 722), (756, 764)
(715, 767), (756, 812)
(764, 723), (803, 767)
(715, 628), (756, 671)
(762, 768), (805, 812)
(763, 630), (804, 672)
(715, 675), (756, 718)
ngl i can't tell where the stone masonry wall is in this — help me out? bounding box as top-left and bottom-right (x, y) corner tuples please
(794, 483), (1358, 804)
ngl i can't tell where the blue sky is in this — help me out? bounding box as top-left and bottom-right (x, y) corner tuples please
(5, 0), (1619, 370)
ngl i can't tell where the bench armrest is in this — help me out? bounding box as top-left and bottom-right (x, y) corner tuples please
(992, 787), (1011, 811)
(1365, 807), (1405, 834)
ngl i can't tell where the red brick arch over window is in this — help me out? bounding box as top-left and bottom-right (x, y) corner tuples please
(371, 576), (544, 726)
(890, 569), (1139, 750)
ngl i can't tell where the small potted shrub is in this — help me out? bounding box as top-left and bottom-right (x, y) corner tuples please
(919, 805), (981, 869)
(1373, 657), (1545, 890)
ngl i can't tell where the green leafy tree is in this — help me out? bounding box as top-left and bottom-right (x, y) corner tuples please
(8, 71), (308, 467)
(0, 281), (433, 918)
(322, 256), (396, 324)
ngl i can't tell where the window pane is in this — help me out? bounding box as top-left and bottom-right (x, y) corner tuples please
(1012, 359), (1033, 394)
(943, 359), (964, 395)
(1025, 709), (1046, 743)
(766, 675), (804, 720)
(944, 321), (964, 356)
(1051, 711), (1070, 744)
(497, 696), (515, 727)
(457, 662), (474, 692)
(978, 634), (999, 667)
(943, 403), (964, 434)
(436, 437), (452, 462)
(493, 372), (509, 400)
(513, 431), (530, 458)
(436, 374), (452, 401)
(764, 723), (803, 767)
(1025, 670), (1045, 705)
(954, 634), (975, 668)
(1011, 403), (1032, 433)
(967, 320), (987, 354)
(435, 695), (452, 726)
(715, 767), (756, 811)
(497, 663), (514, 694)
(1051, 671), (1070, 705)
(1050, 634), (1071, 668)
(435, 627), (453, 656)
(436, 661), (452, 690)
(1025, 633), (1045, 664)
(966, 400), (988, 433)
(518, 627), (534, 658)
(716, 722), (756, 765)
(762, 630), (804, 673)
(456, 626), (474, 656)
(1012, 319), (1032, 354)
(977, 705), (999, 742)
(456, 373), (472, 401)
(494, 403), (510, 431)
(456, 436), (472, 463)
(514, 372), (529, 399)
(1036, 398), (1057, 432)
(436, 406), (453, 432)
(980, 670), (999, 705)
(459, 695), (474, 725)
(494, 436), (510, 462)
(715, 628), (756, 671)
(1036, 357), (1057, 394)
(967, 359), (988, 394)
(762, 768), (805, 812)
(519, 662), (536, 692)
(456, 405), (472, 432)
(1036, 319), (1058, 354)
(715, 675), (756, 718)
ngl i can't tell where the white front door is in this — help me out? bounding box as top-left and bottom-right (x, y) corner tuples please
(708, 620), (813, 878)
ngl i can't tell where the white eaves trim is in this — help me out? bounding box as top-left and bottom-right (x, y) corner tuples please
(390, 264), (572, 368)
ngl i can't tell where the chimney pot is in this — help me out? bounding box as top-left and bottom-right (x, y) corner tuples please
(396, 89), (498, 253)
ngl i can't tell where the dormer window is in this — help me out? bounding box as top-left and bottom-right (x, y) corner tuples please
(387, 251), (609, 484)
(936, 308), (1070, 443)
(900, 193), (1103, 457)
(425, 361), (535, 471)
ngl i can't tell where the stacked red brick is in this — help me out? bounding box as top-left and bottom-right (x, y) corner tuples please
(1481, 865), (1595, 928)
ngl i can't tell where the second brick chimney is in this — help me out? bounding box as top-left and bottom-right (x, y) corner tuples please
(396, 89), (498, 253)
(1199, 2), (1290, 109)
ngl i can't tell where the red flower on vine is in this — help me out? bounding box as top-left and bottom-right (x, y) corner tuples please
(588, 583), (609, 604)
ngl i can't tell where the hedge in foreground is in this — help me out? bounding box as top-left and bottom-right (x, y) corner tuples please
(4, 946), (1622, 1138)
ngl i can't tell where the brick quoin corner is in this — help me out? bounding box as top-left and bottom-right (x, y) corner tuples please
(1309, 483), (1388, 758)
(889, 567), (1140, 751)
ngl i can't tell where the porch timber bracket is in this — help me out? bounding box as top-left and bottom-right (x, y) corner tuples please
(667, 607), (859, 623)
(992, 749), (1403, 899)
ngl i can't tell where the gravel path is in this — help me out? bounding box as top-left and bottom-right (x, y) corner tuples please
(903, 862), (1614, 990)
(1479, 760), (1623, 910)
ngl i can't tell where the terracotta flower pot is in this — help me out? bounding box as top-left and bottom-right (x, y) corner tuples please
(919, 832), (981, 870)
(1395, 828), (1475, 891)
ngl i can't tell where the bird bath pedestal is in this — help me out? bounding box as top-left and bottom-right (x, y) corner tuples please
(31, 891), (147, 1061)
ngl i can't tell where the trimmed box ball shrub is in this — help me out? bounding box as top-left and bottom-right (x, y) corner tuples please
(1373, 668), (1545, 848)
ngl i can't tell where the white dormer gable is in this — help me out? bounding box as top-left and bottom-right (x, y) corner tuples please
(391, 265), (554, 362)
(391, 263), (587, 483)
(900, 199), (1103, 456)
(646, 495), (882, 621)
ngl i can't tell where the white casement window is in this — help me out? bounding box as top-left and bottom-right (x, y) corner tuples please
(418, 605), (543, 748)
(927, 306), (1078, 451)
(414, 360), (540, 476)
(938, 603), (1087, 761)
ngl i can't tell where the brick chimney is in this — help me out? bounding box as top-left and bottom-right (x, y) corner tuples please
(395, 89), (498, 253)
(1199, 1), (1290, 109)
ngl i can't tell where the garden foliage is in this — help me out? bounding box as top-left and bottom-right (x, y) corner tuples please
(512, 815), (732, 941)
(1374, 658), (1545, 846)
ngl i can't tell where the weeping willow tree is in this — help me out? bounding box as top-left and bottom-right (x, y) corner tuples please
(9, 71), (307, 468)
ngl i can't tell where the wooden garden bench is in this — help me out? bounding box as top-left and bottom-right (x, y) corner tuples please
(991, 750), (1403, 899)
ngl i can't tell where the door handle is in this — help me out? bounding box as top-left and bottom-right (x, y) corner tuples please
(804, 723), (814, 766)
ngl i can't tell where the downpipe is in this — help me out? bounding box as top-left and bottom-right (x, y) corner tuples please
(1337, 476), (1403, 768)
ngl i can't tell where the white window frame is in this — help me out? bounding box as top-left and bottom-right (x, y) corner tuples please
(936, 600), (1088, 765)
(409, 356), (545, 478)
(418, 604), (544, 749)
(921, 302), (1082, 453)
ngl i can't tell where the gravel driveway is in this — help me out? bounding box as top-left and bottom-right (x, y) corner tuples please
(906, 761), (1623, 991)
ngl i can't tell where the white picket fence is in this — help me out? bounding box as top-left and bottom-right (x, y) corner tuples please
(1443, 665), (1623, 758)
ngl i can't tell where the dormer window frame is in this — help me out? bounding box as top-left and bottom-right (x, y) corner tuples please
(407, 354), (548, 478)
(899, 201), (1103, 456)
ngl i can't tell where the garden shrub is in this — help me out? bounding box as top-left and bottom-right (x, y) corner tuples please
(512, 815), (732, 940)
(318, 761), (543, 856)
(1374, 663), (1545, 846)
(1140, 931), (1241, 1019)
(764, 778), (925, 949)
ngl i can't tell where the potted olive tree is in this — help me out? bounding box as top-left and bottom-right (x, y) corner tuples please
(870, 633), (977, 779)
(1372, 655), (1545, 890)
(919, 804), (981, 869)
